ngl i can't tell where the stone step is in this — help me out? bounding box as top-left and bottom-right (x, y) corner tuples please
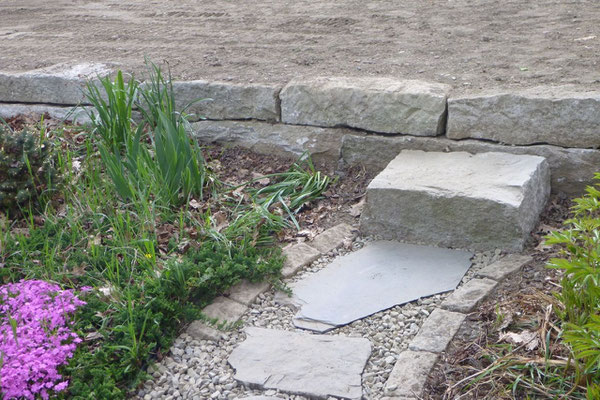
(360, 150), (550, 252)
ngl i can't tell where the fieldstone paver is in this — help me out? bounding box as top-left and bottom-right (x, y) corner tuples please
(228, 327), (371, 400)
(476, 254), (533, 281)
(310, 223), (356, 253)
(440, 278), (498, 313)
(185, 320), (225, 341)
(280, 77), (450, 135)
(281, 243), (321, 278)
(289, 241), (472, 332)
(202, 296), (247, 325)
(228, 280), (271, 306)
(360, 150), (551, 251)
(384, 350), (439, 398)
(0, 63), (110, 105)
(409, 308), (466, 353)
(447, 87), (600, 148)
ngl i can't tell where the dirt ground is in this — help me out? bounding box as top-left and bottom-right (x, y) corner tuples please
(1, 0), (599, 94)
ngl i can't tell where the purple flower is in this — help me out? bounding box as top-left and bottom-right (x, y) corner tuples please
(0, 280), (86, 399)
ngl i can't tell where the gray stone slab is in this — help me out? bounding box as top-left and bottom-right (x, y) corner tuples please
(289, 241), (472, 331)
(172, 81), (280, 122)
(360, 150), (550, 252)
(189, 120), (347, 171)
(447, 87), (600, 148)
(186, 320), (225, 341)
(0, 63), (111, 105)
(292, 318), (337, 333)
(440, 278), (498, 313)
(310, 223), (356, 254)
(202, 296), (247, 325)
(281, 243), (321, 278)
(228, 327), (371, 399)
(341, 133), (599, 195)
(280, 77), (450, 135)
(384, 350), (439, 398)
(228, 280), (271, 306)
(476, 254), (533, 281)
(0, 103), (92, 124)
(409, 308), (466, 353)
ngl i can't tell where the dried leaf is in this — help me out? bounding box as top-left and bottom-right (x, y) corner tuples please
(349, 197), (366, 217)
(499, 330), (539, 351)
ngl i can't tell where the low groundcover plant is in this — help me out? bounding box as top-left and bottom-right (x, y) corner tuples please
(0, 280), (88, 399)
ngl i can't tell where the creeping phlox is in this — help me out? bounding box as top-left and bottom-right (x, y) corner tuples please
(0, 280), (88, 399)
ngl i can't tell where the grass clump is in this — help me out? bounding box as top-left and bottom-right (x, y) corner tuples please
(0, 61), (331, 399)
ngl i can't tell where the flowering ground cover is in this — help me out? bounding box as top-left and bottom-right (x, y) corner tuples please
(0, 64), (332, 399)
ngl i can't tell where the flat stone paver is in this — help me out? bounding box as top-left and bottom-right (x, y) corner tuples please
(289, 241), (472, 332)
(186, 320), (225, 341)
(281, 243), (321, 278)
(228, 327), (371, 400)
(384, 350), (439, 398)
(228, 280), (270, 306)
(440, 278), (498, 313)
(202, 296), (247, 325)
(476, 254), (533, 281)
(409, 308), (466, 353)
(360, 150), (550, 251)
(309, 223), (356, 254)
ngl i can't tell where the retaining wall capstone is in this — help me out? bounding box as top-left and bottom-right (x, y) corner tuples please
(280, 77), (451, 136)
(447, 87), (600, 148)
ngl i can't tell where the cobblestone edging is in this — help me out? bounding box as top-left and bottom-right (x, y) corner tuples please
(1, 63), (599, 194)
(382, 254), (532, 400)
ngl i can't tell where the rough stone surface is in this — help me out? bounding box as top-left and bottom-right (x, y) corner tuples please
(189, 120), (347, 171)
(0, 63), (110, 105)
(447, 87), (600, 148)
(309, 223), (356, 254)
(280, 77), (450, 135)
(202, 297), (248, 325)
(172, 81), (280, 122)
(440, 278), (498, 313)
(227, 280), (271, 306)
(0, 103), (92, 124)
(289, 241), (472, 331)
(476, 254), (533, 281)
(281, 243), (321, 278)
(185, 320), (225, 341)
(360, 150), (551, 251)
(409, 308), (466, 353)
(384, 350), (439, 398)
(341, 133), (598, 195)
(228, 327), (371, 399)
(236, 397), (285, 400)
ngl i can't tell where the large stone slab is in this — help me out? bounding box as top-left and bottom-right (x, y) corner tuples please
(0, 63), (111, 105)
(288, 241), (472, 331)
(189, 120), (347, 171)
(409, 308), (466, 353)
(360, 151), (550, 251)
(228, 327), (371, 399)
(280, 77), (450, 135)
(447, 87), (600, 148)
(341, 133), (599, 195)
(172, 81), (280, 122)
(0, 104), (92, 124)
(385, 350), (439, 398)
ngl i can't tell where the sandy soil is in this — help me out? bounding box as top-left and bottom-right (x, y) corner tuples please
(1, 0), (599, 94)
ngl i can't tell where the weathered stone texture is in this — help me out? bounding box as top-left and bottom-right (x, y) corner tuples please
(185, 320), (225, 341)
(440, 278), (498, 313)
(447, 87), (600, 148)
(281, 243), (321, 278)
(0, 63), (110, 105)
(201, 296), (247, 325)
(280, 77), (450, 135)
(0, 104), (92, 124)
(172, 81), (280, 122)
(309, 223), (356, 253)
(360, 150), (550, 251)
(341, 134), (593, 195)
(384, 350), (439, 398)
(189, 120), (347, 171)
(227, 280), (271, 306)
(476, 254), (533, 281)
(409, 308), (466, 353)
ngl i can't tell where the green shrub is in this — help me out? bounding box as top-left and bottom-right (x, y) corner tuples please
(547, 173), (600, 393)
(0, 124), (58, 214)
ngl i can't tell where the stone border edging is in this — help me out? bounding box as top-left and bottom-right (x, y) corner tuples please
(383, 254), (532, 399)
(184, 223), (357, 341)
(2, 63), (599, 193)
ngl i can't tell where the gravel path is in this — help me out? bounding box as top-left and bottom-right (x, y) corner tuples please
(135, 238), (501, 400)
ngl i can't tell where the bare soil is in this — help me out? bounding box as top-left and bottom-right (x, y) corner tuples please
(1, 0), (599, 94)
